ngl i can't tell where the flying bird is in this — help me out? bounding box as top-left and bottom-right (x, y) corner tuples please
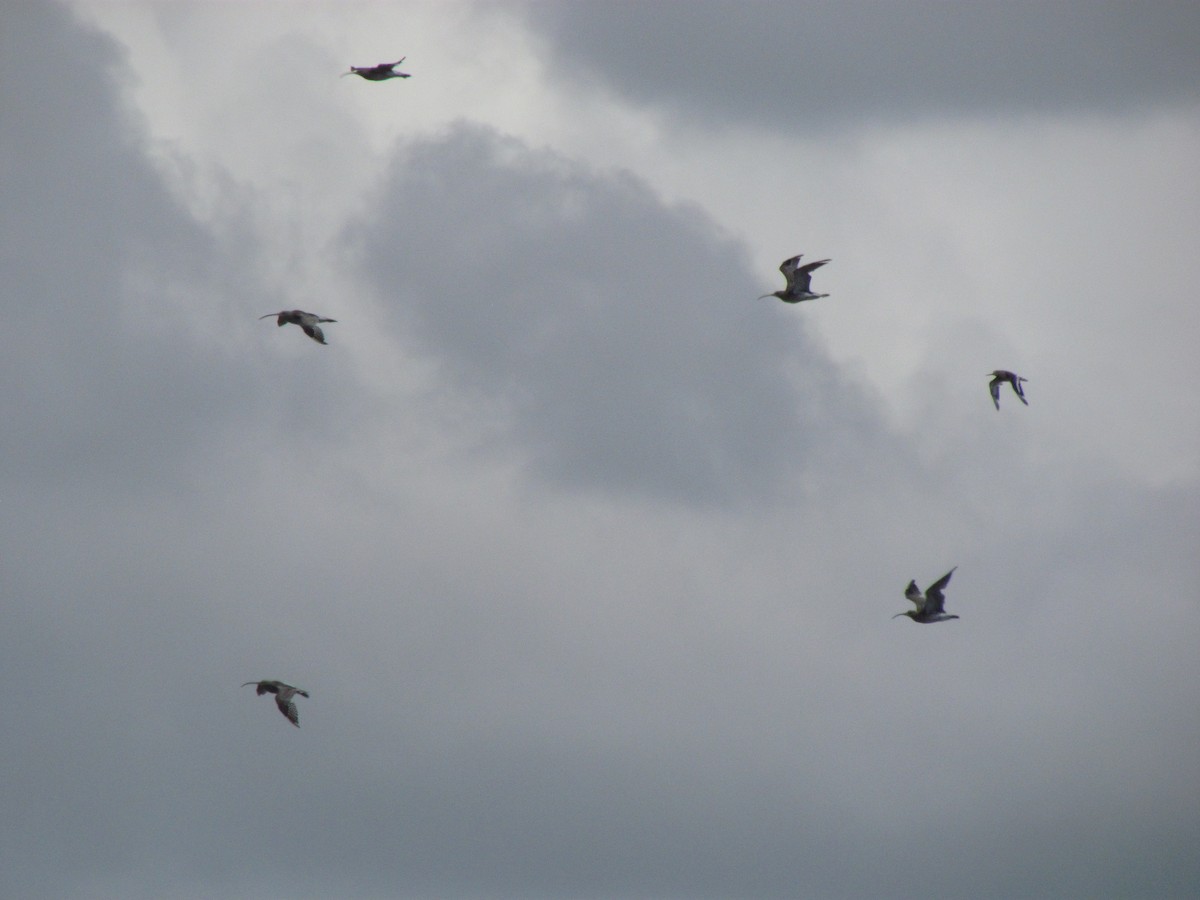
(988, 370), (1028, 409)
(242, 680), (309, 727)
(893, 568), (959, 624)
(342, 58), (411, 81)
(758, 254), (831, 303)
(260, 310), (337, 345)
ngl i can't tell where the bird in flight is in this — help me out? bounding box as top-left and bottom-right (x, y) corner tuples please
(260, 310), (337, 345)
(988, 370), (1028, 409)
(242, 680), (309, 727)
(342, 58), (411, 81)
(893, 568), (959, 623)
(758, 254), (831, 303)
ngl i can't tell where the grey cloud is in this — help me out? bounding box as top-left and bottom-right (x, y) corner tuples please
(524, 1), (1200, 131)
(0, 2), (373, 495)
(2, 3), (1197, 899)
(1, 2), (243, 490)
(350, 123), (885, 505)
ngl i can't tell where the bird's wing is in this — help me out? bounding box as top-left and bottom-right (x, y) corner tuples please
(296, 311), (336, 325)
(255, 682), (277, 696)
(275, 693), (301, 727)
(301, 323), (327, 344)
(904, 580), (925, 610)
(792, 259), (829, 292)
(989, 378), (1001, 408)
(778, 255), (802, 289)
(1014, 379), (1029, 404)
(923, 568), (956, 614)
(385, 57), (406, 68)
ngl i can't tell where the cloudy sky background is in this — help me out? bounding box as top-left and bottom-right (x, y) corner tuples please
(2, 2), (1198, 897)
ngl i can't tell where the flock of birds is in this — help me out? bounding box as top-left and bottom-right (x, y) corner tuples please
(245, 59), (1031, 727)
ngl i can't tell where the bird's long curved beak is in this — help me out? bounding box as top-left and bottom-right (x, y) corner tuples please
(756, 294), (771, 300)
(891, 613), (906, 619)
(240, 682), (257, 687)
(259, 313), (278, 319)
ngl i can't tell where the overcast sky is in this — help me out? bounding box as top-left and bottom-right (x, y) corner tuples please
(2, 2), (1198, 898)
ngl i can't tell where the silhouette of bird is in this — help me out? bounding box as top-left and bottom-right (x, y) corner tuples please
(242, 680), (309, 727)
(342, 58), (410, 81)
(988, 370), (1028, 409)
(260, 310), (337, 345)
(758, 254), (831, 303)
(893, 568), (959, 623)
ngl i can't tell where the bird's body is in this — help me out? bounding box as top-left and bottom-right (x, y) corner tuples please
(242, 680), (309, 727)
(758, 254), (831, 303)
(988, 370), (1028, 409)
(894, 568), (959, 623)
(260, 310), (337, 344)
(342, 58), (410, 81)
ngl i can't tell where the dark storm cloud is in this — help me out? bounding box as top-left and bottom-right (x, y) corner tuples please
(350, 123), (884, 505)
(3, 3), (1196, 899)
(0, 1), (257, 491)
(525, 1), (1200, 130)
(0, 2), (371, 495)
(0, 6), (361, 895)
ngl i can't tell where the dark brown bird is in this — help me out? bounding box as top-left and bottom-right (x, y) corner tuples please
(758, 254), (831, 303)
(342, 58), (411, 81)
(893, 568), (959, 624)
(988, 370), (1028, 409)
(242, 680), (309, 727)
(260, 310), (337, 345)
